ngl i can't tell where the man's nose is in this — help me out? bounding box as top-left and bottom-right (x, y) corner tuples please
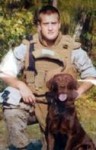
(48, 23), (53, 30)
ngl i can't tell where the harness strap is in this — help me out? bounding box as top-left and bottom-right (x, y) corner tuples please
(26, 35), (36, 73)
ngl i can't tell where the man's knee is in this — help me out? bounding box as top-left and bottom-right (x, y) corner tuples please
(4, 108), (27, 121)
(3, 108), (30, 148)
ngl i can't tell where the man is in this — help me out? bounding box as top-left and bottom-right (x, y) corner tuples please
(0, 5), (96, 150)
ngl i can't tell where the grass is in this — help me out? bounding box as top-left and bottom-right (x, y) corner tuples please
(27, 124), (42, 140)
(75, 87), (96, 141)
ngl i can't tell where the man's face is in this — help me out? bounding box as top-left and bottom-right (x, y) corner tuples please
(38, 13), (61, 41)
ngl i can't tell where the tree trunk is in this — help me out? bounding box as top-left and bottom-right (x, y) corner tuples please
(34, 0), (41, 6)
(52, 0), (57, 7)
(48, 0), (57, 7)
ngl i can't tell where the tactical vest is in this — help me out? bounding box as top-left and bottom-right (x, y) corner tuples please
(23, 33), (79, 95)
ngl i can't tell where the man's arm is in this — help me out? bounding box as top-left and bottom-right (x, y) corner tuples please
(72, 48), (96, 98)
(1, 76), (36, 104)
(77, 77), (95, 98)
(0, 43), (36, 104)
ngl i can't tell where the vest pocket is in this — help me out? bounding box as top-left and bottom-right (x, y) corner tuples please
(24, 71), (36, 93)
(35, 71), (48, 95)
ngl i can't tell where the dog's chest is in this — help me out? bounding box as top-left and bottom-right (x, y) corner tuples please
(48, 104), (75, 134)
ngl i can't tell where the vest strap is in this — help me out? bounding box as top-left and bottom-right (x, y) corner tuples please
(26, 35), (36, 73)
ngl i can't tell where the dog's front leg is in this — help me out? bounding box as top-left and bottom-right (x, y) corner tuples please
(47, 132), (55, 150)
(64, 134), (74, 150)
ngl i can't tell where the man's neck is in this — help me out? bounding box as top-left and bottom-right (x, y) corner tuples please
(39, 32), (62, 47)
(44, 39), (56, 47)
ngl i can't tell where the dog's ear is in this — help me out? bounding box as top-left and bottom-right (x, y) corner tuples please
(51, 82), (58, 92)
(72, 90), (78, 100)
(46, 78), (53, 90)
(68, 79), (78, 90)
(68, 79), (78, 100)
(46, 78), (58, 92)
(46, 92), (55, 104)
(72, 80), (78, 90)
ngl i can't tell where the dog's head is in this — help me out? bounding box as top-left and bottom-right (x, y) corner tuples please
(46, 73), (78, 104)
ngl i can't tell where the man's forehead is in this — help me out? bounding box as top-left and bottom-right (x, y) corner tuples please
(40, 13), (59, 22)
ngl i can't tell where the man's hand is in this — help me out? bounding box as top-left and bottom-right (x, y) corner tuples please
(76, 77), (95, 98)
(18, 81), (36, 104)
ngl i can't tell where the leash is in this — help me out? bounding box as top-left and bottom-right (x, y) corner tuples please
(36, 99), (49, 104)
(34, 93), (49, 104)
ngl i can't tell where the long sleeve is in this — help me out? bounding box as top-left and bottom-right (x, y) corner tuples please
(0, 43), (27, 78)
(72, 48), (96, 79)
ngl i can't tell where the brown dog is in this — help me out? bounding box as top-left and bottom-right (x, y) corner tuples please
(45, 73), (96, 150)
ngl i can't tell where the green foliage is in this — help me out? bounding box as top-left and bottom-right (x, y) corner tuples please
(58, 0), (96, 14)
(58, 0), (95, 35)
(0, 0), (95, 57)
(75, 89), (96, 139)
(0, 7), (36, 59)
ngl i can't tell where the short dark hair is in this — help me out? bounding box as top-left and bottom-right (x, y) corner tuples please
(37, 5), (60, 22)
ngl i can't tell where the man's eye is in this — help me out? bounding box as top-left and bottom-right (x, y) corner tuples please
(43, 23), (48, 25)
(52, 22), (57, 25)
